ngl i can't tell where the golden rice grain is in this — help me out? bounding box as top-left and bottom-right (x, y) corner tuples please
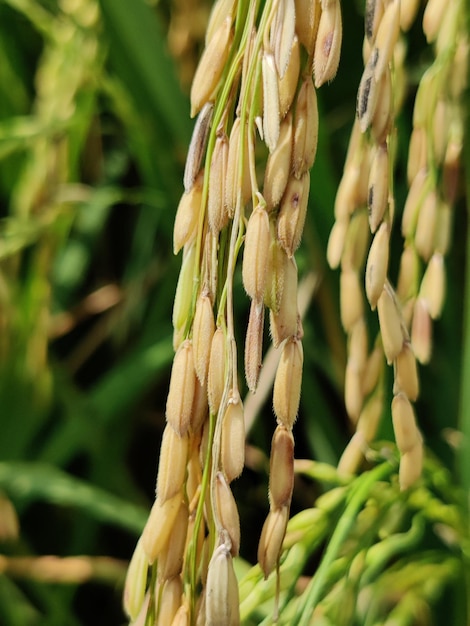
(142, 492), (183, 564)
(377, 285), (404, 364)
(244, 299), (265, 393)
(257, 505), (289, 578)
(123, 538), (148, 620)
(294, 0), (320, 55)
(166, 340), (196, 436)
(340, 269), (364, 332)
(269, 254), (298, 346)
(365, 221), (390, 310)
(419, 252), (446, 320)
(173, 171), (203, 255)
(221, 393), (245, 482)
(373, 0), (400, 82)
(273, 337), (303, 429)
(208, 327), (226, 415)
(157, 501), (188, 581)
(313, 0), (342, 87)
(264, 112), (293, 210)
(157, 576), (183, 626)
(208, 132), (229, 234)
(367, 144), (389, 233)
(184, 102), (213, 193)
(293, 77), (318, 177)
(411, 297), (432, 364)
(394, 342), (419, 402)
(205, 544), (240, 626)
(277, 172), (310, 257)
(242, 205), (270, 300)
(269, 425), (295, 509)
(279, 36), (300, 118)
(190, 17), (233, 117)
(156, 425), (189, 503)
(215, 472), (241, 556)
(398, 439), (423, 490)
(262, 52), (281, 152)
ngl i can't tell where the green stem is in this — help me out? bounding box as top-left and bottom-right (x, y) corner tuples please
(295, 461), (396, 626)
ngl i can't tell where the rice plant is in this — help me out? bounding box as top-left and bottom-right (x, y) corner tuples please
(0, 0), (468, 625)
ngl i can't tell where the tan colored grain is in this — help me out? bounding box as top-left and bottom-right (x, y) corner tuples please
(221, 392), (245, 482)
(269, 425), (295, 509)
(242, 205), (270, 300)
(166, 340), (196, 436)
(257, 505), (289, 578)
(293, 77), (318, 177)
(277, 171), (310, 257)
(273, 337), (303, 429)
(190, 17), (232, 117)
(156, 425), (189, 503)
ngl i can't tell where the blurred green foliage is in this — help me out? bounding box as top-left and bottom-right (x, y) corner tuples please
(0, 0), (467, 624)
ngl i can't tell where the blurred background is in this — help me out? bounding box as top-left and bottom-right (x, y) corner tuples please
(0, 0), (467, 624)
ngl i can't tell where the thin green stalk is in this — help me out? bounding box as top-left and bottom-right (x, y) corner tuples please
(294, 461), (396, 626)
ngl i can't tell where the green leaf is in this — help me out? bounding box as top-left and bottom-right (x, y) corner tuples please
(0, 462), (147, 534)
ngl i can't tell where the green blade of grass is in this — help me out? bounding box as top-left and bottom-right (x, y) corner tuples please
(0, 462), (147, 534)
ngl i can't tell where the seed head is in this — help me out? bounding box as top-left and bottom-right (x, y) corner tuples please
(394, 342), (419, 402)
(221, 393), (245, 482)
(415, 188), (438, 262)
(225, 117), (252, 216)
(277, 171), (310, 257)
(184, 103), (213, 193)
(262, 52), (281, 152)
(279, 36), (300, 117)
(293, 77), (318, 176)
(419, 253), (446, 320)
(123, 538), (148, 620)
(411, 298), (432, 364)
(142, 492), (183, 564)
(365, 222), (390, 310)
(157, 576), (183, 626)
(313, 0), (342, 87)
(208, 132), (229, 234)
(269, 254), (298, 346)
(258, 505), (289, 578)
(173, 171), (204, 255)
(270, 0), (296, 79)
(205, 544), (240, 626)
(396, 245), (420, 303)
(157, 501), (188, 581)
(215, 472), (241, 556)
(205, 0), (235, 45)
(208, 328), (226, 415)
(156, 425), (189, 503)
(373, 0), (400, 82)
(264, 112), (293, 211)
(269, 426), (295, 509)
(166, 340), (196, 436)
(327, 218), (348, 269)
(340, 268), (364, 332)
(377, 285), (404, 364)
(242, 205), (270, 300)
(193, 293), (216, 385)
(273, 337), (303, 429)
(367, 144), (389, 234)
(244, 299), (265, 393)
(399, 439), (423, 490)
(295, 0), (320, 55)
(190, 17), (233, 117)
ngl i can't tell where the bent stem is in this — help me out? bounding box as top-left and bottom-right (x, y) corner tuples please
(295, 460), (396, 626)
